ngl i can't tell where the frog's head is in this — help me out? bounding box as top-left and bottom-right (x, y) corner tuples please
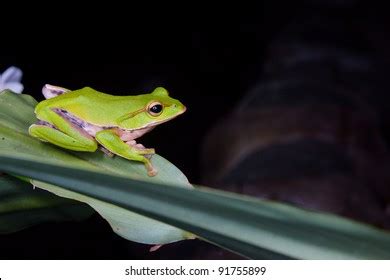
(117, 87), (186, 130)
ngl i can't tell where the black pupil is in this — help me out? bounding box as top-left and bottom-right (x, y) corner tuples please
(150, 104), (162, 114)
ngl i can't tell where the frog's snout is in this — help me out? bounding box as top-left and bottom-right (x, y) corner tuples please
(173, 103), (187, 114)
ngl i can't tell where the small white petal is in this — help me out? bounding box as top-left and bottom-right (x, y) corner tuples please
(1, 66), (23, 83)
(4, 82), (24, 93)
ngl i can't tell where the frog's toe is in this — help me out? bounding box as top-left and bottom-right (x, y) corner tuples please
(147, 167), (158, 177)
(139, 148), (155, 155)
(125, 140), (136, 146)
(99, 146), (115, 157)
(144, 154), (153, 160)
(135, 143), (145, 149)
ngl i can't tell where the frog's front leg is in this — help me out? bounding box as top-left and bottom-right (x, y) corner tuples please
(95, 129), (157, 176)
(29, 108), (98, 152)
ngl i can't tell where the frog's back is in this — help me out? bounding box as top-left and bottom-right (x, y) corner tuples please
(37, 87), (107, 111)
(35, 87), (142, 126)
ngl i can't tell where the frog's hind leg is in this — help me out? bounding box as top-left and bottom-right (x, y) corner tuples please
(29, 108), (98, 152)
(95, 129), (157, 176)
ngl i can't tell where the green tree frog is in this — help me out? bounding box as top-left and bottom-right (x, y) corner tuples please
(29, 84), (186, 176)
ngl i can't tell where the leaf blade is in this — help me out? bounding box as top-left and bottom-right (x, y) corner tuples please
(1, 155), (390, 259)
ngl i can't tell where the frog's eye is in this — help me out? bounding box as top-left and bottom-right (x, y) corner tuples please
(147, 101), (163, 116)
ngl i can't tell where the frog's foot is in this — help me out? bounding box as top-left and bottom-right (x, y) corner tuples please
(140, 156), (158, 176)
(125, 140), (155, 155)
(146, 164), (158, 177)
(126, 140), (157, 164)
(144, 154), (153, 160)
(99, 146), (115, 157)
(95, 129), (158, 177)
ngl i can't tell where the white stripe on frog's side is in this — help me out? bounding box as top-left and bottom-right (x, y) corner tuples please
(42, 84), (70, 99)
(52, 108), (111, 137)
(50, 108), (155, 149)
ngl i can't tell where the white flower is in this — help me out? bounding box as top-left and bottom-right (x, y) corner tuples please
(0, 66), (24, 94)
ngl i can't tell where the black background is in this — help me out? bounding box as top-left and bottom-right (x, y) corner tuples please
(1, 1), (389, 259)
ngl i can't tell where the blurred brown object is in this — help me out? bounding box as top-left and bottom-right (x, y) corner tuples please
(202, 4), (390, 230)
(202, 94), (390, 228)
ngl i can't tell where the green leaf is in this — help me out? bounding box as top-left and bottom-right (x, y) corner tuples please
(0, 90), (194, 245)
(1, 155), (390, 260)
(0, 174), (93, 234)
